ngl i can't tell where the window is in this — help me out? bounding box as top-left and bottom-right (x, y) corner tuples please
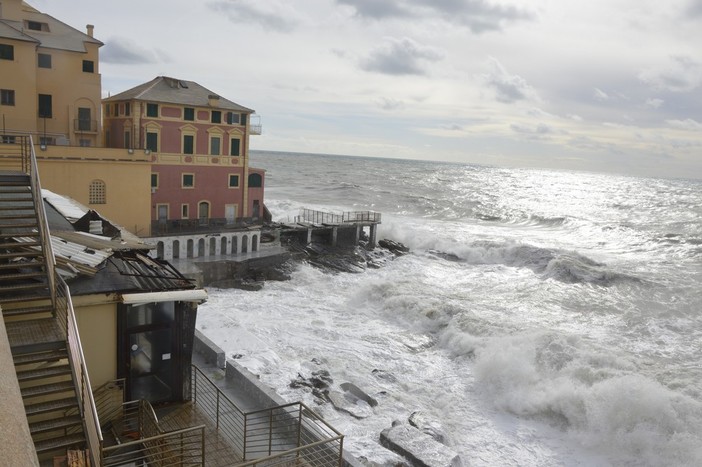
(38, 53), (51, 68)
(182, 174), (194, 188)
(183, 135), (194, 154)
(146, 132), (158, 152)
(211, 110), (221, 123)
(146, 103), (158, 117)
(151, 173), (158, 188)
(0, 44), (14, 60)
(78, 107), (91, 131)
(248, 173), (262, 188)
(0, 89), (14, 106)
(210, 136), (220, 155)
(228, 175), (239, 188)
(230, 138), (240, 156)
(226, 112), (240, 125)
(82, 60), (94, 73)
(181, 204), (189, 219)
(89, 180), (106, 204)
(38, 94), (52, 118)
(26, 21), (48, 31)
(113, 104), (118, 116)
(2, 135), (16, 144)
(124, 131), (131, 149)
(125, 102), (131, 116)
(183, 107), (194, 121)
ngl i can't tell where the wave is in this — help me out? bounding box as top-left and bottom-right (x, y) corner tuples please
(427, 241), (638, 286)
(464, 331), (702, 467)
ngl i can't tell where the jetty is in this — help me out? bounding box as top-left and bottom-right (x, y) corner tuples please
(280, 209), (382, 248)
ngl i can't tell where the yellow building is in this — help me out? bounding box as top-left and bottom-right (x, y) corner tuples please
(0, 0), (150, 235)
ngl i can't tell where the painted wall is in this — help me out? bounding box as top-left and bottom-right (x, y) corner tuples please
(74, 301), (118, 389)
(37, 145), (151, 236)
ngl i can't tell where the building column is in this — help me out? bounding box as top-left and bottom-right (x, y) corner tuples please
(369, 225), (378, 249)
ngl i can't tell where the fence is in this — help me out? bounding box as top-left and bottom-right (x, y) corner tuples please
(296, 208), (381, 225)
(191, 365), (344, 466)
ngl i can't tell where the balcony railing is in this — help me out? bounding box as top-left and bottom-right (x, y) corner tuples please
(191, 366), (343, 465)
(74, 119), (98, 133)
(250, 115), (262, 135)
(150, 217), (262, 236)
(296, 208), (382, 225)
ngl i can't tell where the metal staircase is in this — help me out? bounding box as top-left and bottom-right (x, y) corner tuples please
(0, 136), (89, 463)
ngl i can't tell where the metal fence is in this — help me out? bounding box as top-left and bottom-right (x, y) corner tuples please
(296, 208), (381, 225)
(150, 217), (261, 236)
(191, 366), (344, 466)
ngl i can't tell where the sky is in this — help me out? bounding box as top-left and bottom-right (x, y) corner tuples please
(32, 0), (702, 179)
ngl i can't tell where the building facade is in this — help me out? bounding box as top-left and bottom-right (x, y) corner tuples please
(0, 0), (151, 234)
(103, 77), (265, 232)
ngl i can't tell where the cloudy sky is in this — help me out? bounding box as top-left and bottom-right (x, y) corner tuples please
(33, 0), (702, 179)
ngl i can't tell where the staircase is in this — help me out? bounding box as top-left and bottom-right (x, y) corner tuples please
(0, 143), (87, 462)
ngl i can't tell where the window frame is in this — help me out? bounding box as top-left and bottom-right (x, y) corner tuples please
(211, 110), (221, 124)
(181, 204), (189, 219)
(38, 94), (52, 118)
(210, 136), (221, 156)
(0, 44), (14, 60)
(181, 173), (195, 188)
(228, 174), (240, 188)
(145, 131), (158, 152)
(0, 89), (15, 106)
(230, 138), (241, 156)
(183, 134), (194, 154)
(146, 103), (159, 118)
(151, 173), (159, 189)
(38, 53), (51, 68)
(82, 60), (95, 73)
(183, 107), (195, 121)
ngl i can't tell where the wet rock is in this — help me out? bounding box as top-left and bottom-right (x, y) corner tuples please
(380, 422), (462, 467)
(371, 369), (398, 384)
(328, 389), (374, 419)
(408, 411), (450, 446)
(378, 239), (410, 255)
(340, 382), (378, 407)
(289, 370), (333, 394)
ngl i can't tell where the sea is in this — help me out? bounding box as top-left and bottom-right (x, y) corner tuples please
(197, 151), (702, 467)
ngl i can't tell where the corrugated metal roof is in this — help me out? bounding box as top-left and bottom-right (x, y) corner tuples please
(104, 76), (254, 113)
(43, 189), (87, 222)
(51, 235), (111, 268)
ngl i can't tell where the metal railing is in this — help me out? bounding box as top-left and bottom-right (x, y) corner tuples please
(56, 275), (103, 467)
(191, 366), (344, 466)
(100, 399), (205, 467)
(150, 216), (261, 236)
(296, 208), (382, 225)
(74, 119), (98, 132)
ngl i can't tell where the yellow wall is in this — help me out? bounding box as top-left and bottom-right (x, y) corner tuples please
(37, 146), (152, 236)
(74, 300), (118, 389)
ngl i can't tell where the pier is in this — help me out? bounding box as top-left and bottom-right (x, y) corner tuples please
(281, 208), (382, 248)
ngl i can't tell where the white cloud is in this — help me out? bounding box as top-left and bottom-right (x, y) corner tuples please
(639, 55), (702, 92)
(645, 98), (664, 109)
(666, 118), (702, 130)
(593, 88), (610, 101)
(360, 37), (443, 76)
(482, 57), (538, 104)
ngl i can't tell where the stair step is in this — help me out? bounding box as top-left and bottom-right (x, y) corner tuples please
(29, 415), (83, 435)
(14, 347), (67, 366)
(0, 221), (38, 228)
(17, 364), (72, 382)
(0, 250), (42, 259)
(0, 204), (35, 211)
(4, 304), (54, 318)
(0, 293), (51, 304)
(0, 282), (47, 294)
(0, 231), (39, 239)
(0, 271), (46, 281)
(0, 241), (41, 249)
(34, 433), (85, 454)
(0, 260), (44, 270)
(25, 396), (78, 416)
(22, 380), (76, 399)
(0, 213), (38, 220)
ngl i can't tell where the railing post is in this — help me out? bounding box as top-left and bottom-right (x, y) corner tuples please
(216, 388), (220, 431)
(269, 409), (273, 456)
(296, 405), (302, 458)
(243, 414), (248, 461)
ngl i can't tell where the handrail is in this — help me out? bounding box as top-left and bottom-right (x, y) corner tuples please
(191, 365), (343, 466)
(57, 275), (103, 467)
(296, 208), (382, 225)
(101, 425), (206, 467)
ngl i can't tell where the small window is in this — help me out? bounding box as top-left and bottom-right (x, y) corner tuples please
(248, 173), (262, 188)
(183, 135), (194, 154)
(0, 44), (14, 60)
(0, 89), (15, 106)
(210, 136), (221, 155)
(146, 103), (158, 117)
(182, 174), (194, 188)
(226, 112), (240, 125)
(82, 60), (94, 73)
(38, 94), (52, 118)
(2, 135), (16, 144)
(183, 107), (194, 121)
(146, 132), (158, 152)
(230, 138), (240, 156)
(26, 21), (48, 31)
(89, 180), (106, 204)
(151, 173), (158, 188)
(38, 53), (51, 68)
(181, 204), (189, 219)
(211, 110), (221, 124)
(228, 175), (239, 188)
(125, 102), (131, 116)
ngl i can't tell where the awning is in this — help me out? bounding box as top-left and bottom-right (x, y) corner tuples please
(121, 289), (208, 305)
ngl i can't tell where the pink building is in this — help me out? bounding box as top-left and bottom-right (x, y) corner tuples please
(103, 76), (265, 235)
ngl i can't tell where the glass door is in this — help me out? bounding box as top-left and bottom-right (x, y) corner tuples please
(128, 327), (175, 403)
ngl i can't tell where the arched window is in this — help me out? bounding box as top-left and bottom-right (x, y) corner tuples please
(89, 180), (106, 204)
(248, 173), (262, 188)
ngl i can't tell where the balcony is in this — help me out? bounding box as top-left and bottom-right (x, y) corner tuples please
(74, 119), (98, 133)
(250, 114), (262, 135)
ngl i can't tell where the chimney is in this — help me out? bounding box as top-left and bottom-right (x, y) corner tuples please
(208, 94), (220, 107)
(86, 24), (94, 37)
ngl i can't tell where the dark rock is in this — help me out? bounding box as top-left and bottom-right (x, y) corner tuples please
(340, 382), (379, 407)
(378, 239), (410, 255)
(372, 369), (398, 384)
(328, 389), (374, 419)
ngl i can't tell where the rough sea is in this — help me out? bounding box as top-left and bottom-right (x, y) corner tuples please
(197, 151), (702, 467)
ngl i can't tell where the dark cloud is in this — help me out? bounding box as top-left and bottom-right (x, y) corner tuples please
(101, 37), (161, 64)
(337, 0), (533, 33)
(482, 57), (536, 103)
(208, 0), (299, 32)
(639, 55), (702, 92)
(361, 37), (443, 75)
